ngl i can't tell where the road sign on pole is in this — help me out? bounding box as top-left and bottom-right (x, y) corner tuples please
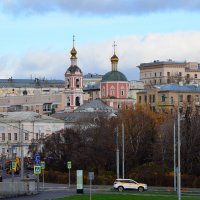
(67, 161), (72, 188)
(67, 161), (71, 169)
(12, 161), (16, 171)
(41, 161), (45, 170)
(88, 172), (94, 200)
(34, 166), (41, 175)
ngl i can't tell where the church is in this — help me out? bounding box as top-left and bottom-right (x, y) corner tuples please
(64, 38), (134, 111)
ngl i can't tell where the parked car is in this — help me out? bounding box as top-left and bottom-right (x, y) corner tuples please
(113, 179), (147, 192)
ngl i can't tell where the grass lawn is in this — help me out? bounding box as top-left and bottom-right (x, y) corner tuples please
(54, 194), (200, 200)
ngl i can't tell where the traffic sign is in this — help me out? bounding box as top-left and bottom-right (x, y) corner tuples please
(34, 165), (41, 175)
(67, 161), (72, 169)
(34, 153), (40, 166)
(88, 172), (94, 180)
(12, 161), (16, 170)
(41, 161), (45, 170)
(34, 153), (40, 162)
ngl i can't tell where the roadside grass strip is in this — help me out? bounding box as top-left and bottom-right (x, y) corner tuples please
(54, 193), (200, 200)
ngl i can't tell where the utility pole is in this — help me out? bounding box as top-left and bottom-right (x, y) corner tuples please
(122, 123), (124, 179)
(20, 122), (24, 179)
(174, 121), (176, 192)
(116, 127), (119, 179)
(177, 107), (181, 200)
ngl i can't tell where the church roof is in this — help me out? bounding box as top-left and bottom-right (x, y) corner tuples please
(75, 99), (113, 112)
(66, 65), (82, 74)
(101, 71), (128, 82)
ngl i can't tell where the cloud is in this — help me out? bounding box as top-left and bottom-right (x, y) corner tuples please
(1, 32), (200, 80)
(1, 0), (200, 16)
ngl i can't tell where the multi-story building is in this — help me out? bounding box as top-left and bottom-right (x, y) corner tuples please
(0, 78), (64, 114)
(137, 83), (200, 114)
(138, 60), (200, 87)
(0, 112), (64, 158)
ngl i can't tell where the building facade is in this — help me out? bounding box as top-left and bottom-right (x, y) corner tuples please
(64, 42), (83, 112)
(0, 112), (64, 158)
(100, 47), (134, 109)
(138, 60), (200, 87)
(137, 83), (200, 114)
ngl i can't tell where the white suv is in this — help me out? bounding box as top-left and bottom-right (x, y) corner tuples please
(113, 179), (147, 192)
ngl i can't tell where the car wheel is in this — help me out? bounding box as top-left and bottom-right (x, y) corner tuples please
(138, 187), (144, 192)
(118, 186), (124, 192)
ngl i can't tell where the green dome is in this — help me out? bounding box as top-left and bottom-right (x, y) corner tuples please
(101, 71), (128, 82)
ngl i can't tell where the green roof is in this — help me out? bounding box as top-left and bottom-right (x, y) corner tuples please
(101, 71), (128, 82)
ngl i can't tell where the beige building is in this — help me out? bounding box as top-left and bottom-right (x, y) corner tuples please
(138, 60), (200, 87)
(137, 83), (200, 114)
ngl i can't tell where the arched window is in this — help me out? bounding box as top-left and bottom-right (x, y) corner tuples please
(110, 86), (115, 96)
(121, 86), (125, 96)
(67, 97), (70, 107)
(76, 79), (80, 88)
(67, 78), (70, 88)
(76, 96), (80, 106)
(102, 86), (105, 97)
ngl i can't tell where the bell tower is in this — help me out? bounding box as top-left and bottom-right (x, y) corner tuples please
(64, 36), (83, 112)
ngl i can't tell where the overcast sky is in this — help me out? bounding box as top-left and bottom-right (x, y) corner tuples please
(1, 0), (200, 80)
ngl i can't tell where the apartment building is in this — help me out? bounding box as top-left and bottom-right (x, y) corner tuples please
(137, 83), (200, 114)
(138, 60), (200, 87)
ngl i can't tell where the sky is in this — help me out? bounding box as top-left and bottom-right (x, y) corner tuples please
(1, 0), (200, 81)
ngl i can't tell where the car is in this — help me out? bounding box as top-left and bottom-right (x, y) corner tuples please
(113, 179), (147, 192)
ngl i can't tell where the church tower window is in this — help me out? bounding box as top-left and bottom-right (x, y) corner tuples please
(76, 79), (80, 88)
(75, 96), (80, 106)
(110, 86), (115, 96)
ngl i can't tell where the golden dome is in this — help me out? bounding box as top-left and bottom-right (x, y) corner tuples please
(110, 54), (119, 63)
(70, 47), (77, 58)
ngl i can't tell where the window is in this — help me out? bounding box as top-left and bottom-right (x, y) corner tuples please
(186, 74), (190, 78)
(187, 95), (191, 103)
(102, 87), (105, 97)
(110, 86), (115, 96)
(160, 72), (162, 76)
(195, 74), (198, 78)
(195, 95), (199, 102)
(179, 95), (183, 102)
(144, 95), (147, 103)
(43, 103), (52, 112)
(2, 133), (5, 141)
(179, 72), (182, 76)
(154, 80), (156, 84)
(149, 95), (152, 103)
(161, 95), (166, 102)
(152, 95), (155, 103)
(75, 96), (80, 106)
(25, 132), (29, 140)
(160, 79), (162, 84)
(76, 79), (80, 88)
(121, 86), (125, 96)
(67, 78), (70, 88)
(139, 96), (142, 103)
(8, 133), (11, 141)
(67, 97), (70, 107)
(14, 133), (17, 141)
(155, 72), (156, 77)
(167, 72), (170, 76)
(171, 96), (174, 104)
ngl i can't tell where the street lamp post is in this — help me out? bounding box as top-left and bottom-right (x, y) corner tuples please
(177, 106), (181, 200)
(174, 121), (177, 192)
(122, 123), (124, 179)
(116, 127), (119, 179)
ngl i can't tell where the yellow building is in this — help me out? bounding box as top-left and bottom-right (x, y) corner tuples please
(137, 83), (200, 114)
